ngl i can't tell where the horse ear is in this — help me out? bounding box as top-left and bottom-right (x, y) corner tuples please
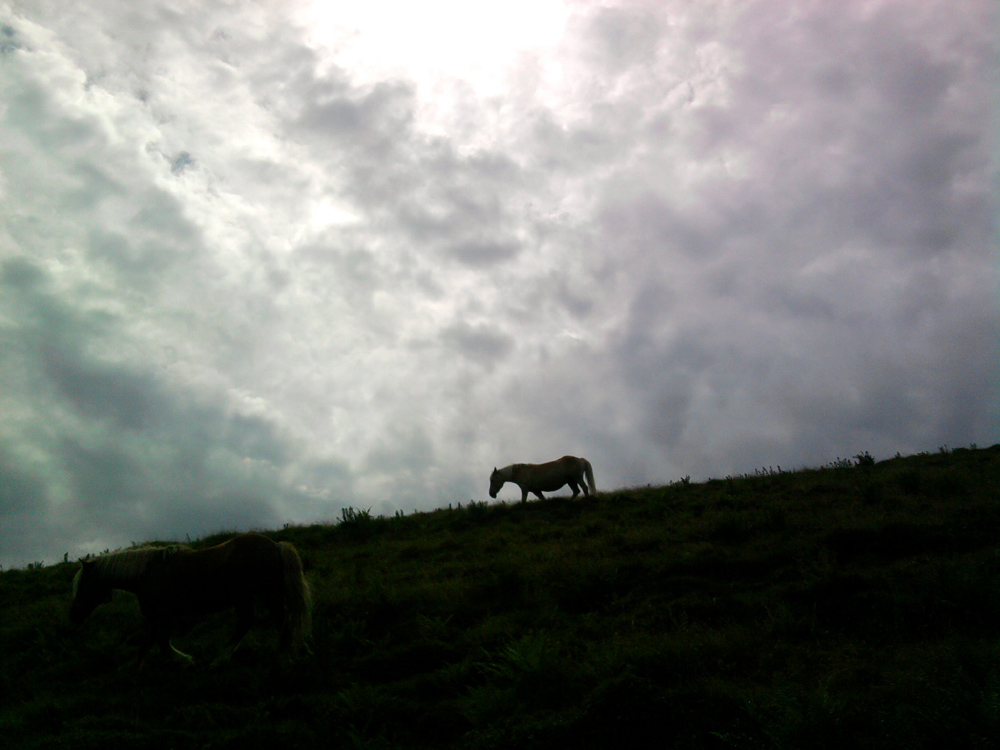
(493, 467), (497, 472)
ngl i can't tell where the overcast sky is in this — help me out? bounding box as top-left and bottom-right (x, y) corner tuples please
(1, 0), (996, 568)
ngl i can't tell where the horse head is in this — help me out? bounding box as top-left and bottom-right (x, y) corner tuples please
(489, 466), (504, 499)
(69, 560), (113, 626)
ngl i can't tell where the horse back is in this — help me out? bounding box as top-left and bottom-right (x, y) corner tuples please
(515, 456), (586, 492)
(140, 533), (284, 615)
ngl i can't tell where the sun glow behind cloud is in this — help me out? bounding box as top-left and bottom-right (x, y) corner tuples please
(296, 0), (569, 99)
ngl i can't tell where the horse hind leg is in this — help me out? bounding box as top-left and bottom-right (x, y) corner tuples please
(278, 607), (312, 657)
(277, 542), (312, 657)
(267, 596), (293, 652)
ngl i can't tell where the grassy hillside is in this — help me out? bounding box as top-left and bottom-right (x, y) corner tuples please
(3, 446), (1000, 749)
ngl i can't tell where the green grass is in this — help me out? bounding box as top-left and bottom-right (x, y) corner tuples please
(3, 446), (1000, 748)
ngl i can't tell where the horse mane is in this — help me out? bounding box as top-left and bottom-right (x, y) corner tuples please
(496, 464), (518, 478)
(84, 545), (187, 588)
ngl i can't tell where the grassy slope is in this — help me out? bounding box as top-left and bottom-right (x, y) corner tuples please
(2, 446), (1000, 749)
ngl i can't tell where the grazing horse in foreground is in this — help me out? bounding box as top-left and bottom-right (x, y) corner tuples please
(490, 455), (596, 503)
(70, 532), (311, 666)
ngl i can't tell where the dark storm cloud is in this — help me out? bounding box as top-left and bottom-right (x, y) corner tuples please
(43, 346), (166, 431)
(445, 240), (520, 266)
(0, 255), (307, 564)
(0, 24), (21, 57)
(170, 151), (194, 174)
(54, 424), (286, 546)
(0, 449), (45, 514)
(0, 260), (163, 430)
(1, 255), (45, 290)
(284, 55), (418, 198)
(441, 321), (514, 367)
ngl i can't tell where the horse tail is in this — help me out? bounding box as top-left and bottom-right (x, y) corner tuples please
(278, 541), (312, 651)
(584, 458), (596, 494)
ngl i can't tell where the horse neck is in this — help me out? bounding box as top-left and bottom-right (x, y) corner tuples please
(92, 546), (174, 591)
(499, 465), (517, 480)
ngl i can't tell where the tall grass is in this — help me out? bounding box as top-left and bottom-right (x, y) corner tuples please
(2, 445), (1000, 748)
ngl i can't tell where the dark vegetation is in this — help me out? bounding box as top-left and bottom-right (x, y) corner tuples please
(3, 445), (1000, 749)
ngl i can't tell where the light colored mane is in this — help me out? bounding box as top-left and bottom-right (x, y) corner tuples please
(496, 464), (517, 480)
(75, 545), (186, 593)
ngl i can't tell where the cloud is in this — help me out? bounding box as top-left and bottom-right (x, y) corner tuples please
(441, 321), (514, 367)
(0, 0), (996, 567)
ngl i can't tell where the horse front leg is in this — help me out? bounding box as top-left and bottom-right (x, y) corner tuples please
(164, 636), (195, 666)
(213, 602), (253, 667)
(139, 617), (193, 667)
(156, 619), (194, 665)
(135, 623), (156, 668)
